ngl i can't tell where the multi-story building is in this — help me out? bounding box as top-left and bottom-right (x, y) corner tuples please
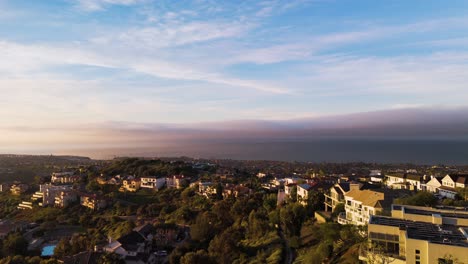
(284, 183), (296, 198)
(198, 182), (216, 197)
(360, 215), (468, 264)
(324, 181), (362, 212)
(31, 184), (73, 207)
(297, 184), (312, 205)
(166, 175), (188, 189)
(121, 178), (141, 192)
(140, 176), (165, 190)
(54, 190), (78, 208)
(51, 172), (80, 184)
(340, 189), (391, 225)
(80, 193), (108, 210)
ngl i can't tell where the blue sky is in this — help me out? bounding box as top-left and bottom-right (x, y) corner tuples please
(1, 0), (468, 147)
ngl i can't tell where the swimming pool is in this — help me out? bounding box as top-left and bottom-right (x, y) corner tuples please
(41, 245), (56, 256)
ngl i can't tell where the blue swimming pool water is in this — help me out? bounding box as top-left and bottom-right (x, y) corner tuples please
(41, 245), (56, 256)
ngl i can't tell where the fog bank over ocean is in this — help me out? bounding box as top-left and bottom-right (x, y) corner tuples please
(2, 108), (468, 164)
(50, 139), (468, 165)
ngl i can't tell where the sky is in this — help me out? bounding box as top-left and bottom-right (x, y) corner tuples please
(1, 0), (468, 154)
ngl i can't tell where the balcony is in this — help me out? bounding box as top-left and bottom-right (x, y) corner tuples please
(358, 244), (406, 264)
(337, 212), (350, 225)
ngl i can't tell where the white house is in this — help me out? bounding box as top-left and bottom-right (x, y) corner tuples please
(385, 173), (423, 191)
(297, 184), (312, 205)
(422, 177), (442, 193)
(340, 189), (389, 226)
(140, 176), (166, 190)
(438, 174), (467, 199)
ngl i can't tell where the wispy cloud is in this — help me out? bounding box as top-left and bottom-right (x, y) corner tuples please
(75, 0), (142, 11)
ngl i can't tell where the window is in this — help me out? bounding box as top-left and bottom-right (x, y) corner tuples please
(416, 256), (420, 260)
(438, 259), (454, 264)
(415, 250), (420, 254)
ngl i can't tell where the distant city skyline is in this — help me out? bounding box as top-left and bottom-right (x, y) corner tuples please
(1, 0), (468, 152)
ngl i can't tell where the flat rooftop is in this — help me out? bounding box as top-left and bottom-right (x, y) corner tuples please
(392, 205), (468, 219)
(370, 215), (468, 247)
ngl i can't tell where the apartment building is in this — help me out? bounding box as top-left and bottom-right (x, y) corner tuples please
(51, 172), (80, 184)
(361, 215), (468, 264)
(339, 189), (391, 225)
(54, 190), (78, 208)
(324, 181), (362, 212)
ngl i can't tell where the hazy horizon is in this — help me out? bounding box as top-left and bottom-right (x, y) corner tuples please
(2, 1), (468, 163)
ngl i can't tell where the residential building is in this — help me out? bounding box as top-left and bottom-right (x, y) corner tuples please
(51, 172), (80, 184)
(385, 173), (424, 190)
(10, 183), (29, 195)
(54, 190), (78, 208)
(324, 181), (363, 212)
(31, 184), (73, 207)
(222, 184), (251, 199)
(140, 176), (165, 190)
(297, 184), (312, 205)
(360, 215), (468, 264)
(165, 175), (188, 189)
(121, 178), (141, 192)
(104, 224), (156, 263)
(284, 183), (296, 198)
(438, 174), (466, 199)
(198, 182), (216, 197)
(340, 189), (389, 225)
(422, 176), (442, 193)
(80, 193), (108, 210)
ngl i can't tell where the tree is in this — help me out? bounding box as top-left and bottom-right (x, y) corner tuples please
(394, 192), (437, 207)
(190, 212), (216, 243)
(2, 233), (28, 256)
(180, 250), (215, 264)
(98, 253), (125, 264)
(208, 227), (244, 264)
(280, 203), (306, 237)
